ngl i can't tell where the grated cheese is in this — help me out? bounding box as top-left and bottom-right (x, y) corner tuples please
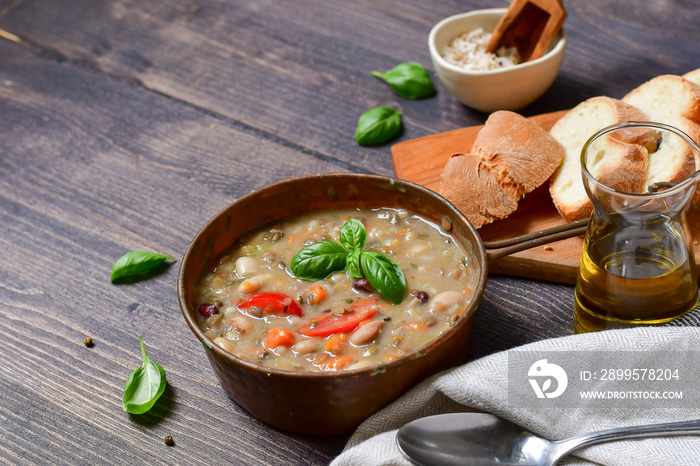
(441, 28), (521, 71)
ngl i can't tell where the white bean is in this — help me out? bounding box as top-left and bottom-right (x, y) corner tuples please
(209, 276), (225, 294)
(235, 257), (259, 278)
(229, 315), (253, 334)
(273, 346), (290, 356)
(321, 283), (336, 298)
(293, 338), (320, 355)
(329, 273), (347, 284)
(213, 337), (234, 353)
(347, 360), (374, 371)
(408, 243), (430, 256)
(237, 273), (270, 294)
(428, 291), (463, 313)
(350, 320), (384, 346)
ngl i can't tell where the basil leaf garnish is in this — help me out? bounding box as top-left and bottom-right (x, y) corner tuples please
(290, 219), (406, 304)
(346, 248), (363, 279)
(290, 241), (348, 280)
(111, 251), (176, 282)
(372, 62), (436, 100)
(340, 218), (367, 251)
(122, 336), (167, 415)
(359, 251), (406, 305)
(355, 106), (402, 146)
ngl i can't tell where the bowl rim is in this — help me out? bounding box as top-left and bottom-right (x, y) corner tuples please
(178, 173), (488, 380)
(428, 7), (567, 77)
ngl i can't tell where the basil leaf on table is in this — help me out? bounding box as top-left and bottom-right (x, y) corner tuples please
(372, 62), (436, 99)
(290, 241), (348, 280)
(355, 107), (402, 146)
(346, 248), (363, 279)
(111, 251), (176, 282)
(339, 218), (367, 251)
(122, 336), (166, 415)
(359, 251), (406, 305)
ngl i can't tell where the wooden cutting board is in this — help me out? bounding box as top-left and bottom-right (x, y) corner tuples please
(391, 110), (700, 284)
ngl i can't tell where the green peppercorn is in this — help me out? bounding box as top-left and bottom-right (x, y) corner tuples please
(84, 337), (94, 348)
(164, 435), (175, 446)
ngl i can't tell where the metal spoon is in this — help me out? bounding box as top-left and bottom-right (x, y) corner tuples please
(396, 413), (700, 465)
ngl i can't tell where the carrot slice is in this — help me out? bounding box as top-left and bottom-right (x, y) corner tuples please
(322, 356), (354, 371)
(324, 333), (347, 355)
(264, 328), (296, 349)
(407, 322), (429, 331)
(310, 284), (327, 304)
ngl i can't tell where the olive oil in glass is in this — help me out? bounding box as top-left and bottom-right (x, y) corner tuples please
(574, 211), (698, 333)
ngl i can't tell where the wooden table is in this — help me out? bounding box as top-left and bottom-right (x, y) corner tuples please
(1, 0), (698, 463)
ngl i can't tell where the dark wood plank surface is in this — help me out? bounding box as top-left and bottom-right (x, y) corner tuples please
(1, 0), (699, 464)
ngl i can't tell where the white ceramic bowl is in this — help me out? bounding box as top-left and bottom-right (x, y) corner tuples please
(429, 8), (567, 112)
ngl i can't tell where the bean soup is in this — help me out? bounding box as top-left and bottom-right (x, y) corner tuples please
(195, 207), (476, 372)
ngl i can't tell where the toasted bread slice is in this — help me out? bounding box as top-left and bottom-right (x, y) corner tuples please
(622, 75), (700, 189)
(624, 74), (700, 123)
(549, 96), (650, 222)
(682, 68), (700, 87)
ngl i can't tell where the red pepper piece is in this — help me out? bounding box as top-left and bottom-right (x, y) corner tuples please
(297, 299), (379, 337)
(238, 292), (303, 317)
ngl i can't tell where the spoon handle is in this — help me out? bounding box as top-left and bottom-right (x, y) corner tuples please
(551, 419), (700, 463)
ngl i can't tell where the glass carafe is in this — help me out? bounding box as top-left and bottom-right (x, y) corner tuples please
(574, 121), (700, 333)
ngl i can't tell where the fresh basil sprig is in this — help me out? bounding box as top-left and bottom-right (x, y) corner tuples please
(346, 248), (363, 279)
(288, 241), (348, 280)
(339, 218), (367, 250)
(111, 251), (176, 283)
(122, 336), (166, 415)
(372, 62), (436, 99)
(355, 106), (402, 146)
(359, 252), (406, 305)
(290, 218), (406, 304)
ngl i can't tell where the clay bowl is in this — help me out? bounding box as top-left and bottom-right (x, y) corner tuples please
(429, 8), (567, 112)
(178, 173), (488, 435)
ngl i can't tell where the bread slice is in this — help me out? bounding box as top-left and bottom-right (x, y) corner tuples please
(622, 75), (700, 189)
(439, 111), (564, 228)
(624, 74), (700, 123)
(680, 70), (700, 193)
(472, 111), (565, 193)
(683, 68), (700, 87)
(440, 154), (521, 228)
(548, 96), (650, 222)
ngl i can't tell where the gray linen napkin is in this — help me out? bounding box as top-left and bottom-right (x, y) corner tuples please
(331, 325), (700, 466)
